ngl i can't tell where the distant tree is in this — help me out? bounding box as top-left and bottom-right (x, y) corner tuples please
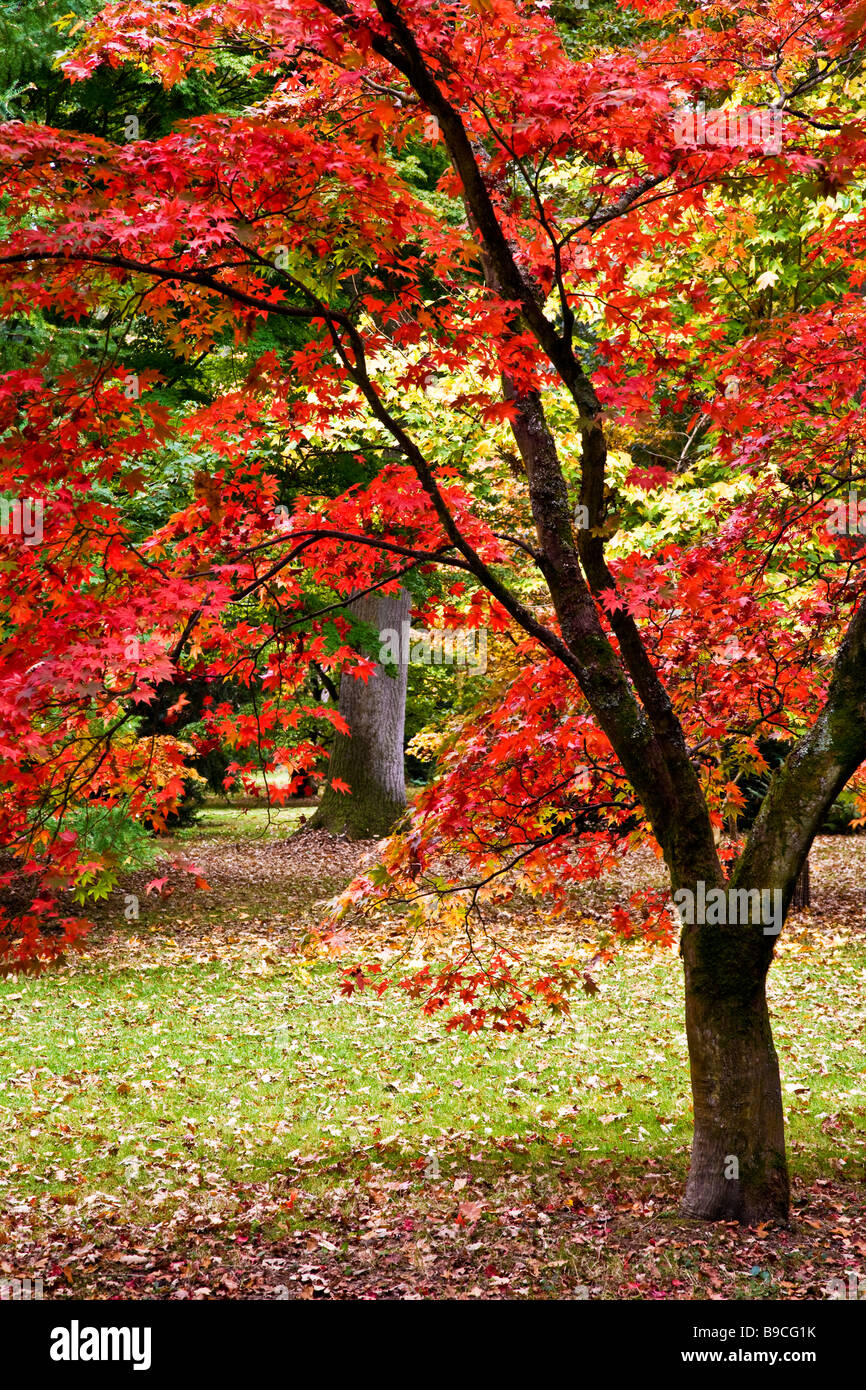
(313, 588), (410, 839)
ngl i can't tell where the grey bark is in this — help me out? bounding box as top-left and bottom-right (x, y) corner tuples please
(313, 588), (409, 839)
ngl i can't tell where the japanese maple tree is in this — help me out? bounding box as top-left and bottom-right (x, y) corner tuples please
(1, 0), (865, 1224)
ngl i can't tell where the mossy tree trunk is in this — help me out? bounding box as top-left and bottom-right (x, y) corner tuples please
(679, 618), (866, 1221)
(680, 920), (788, 1221)
(313, 588), (409, 839)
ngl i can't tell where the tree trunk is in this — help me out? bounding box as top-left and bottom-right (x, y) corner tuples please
(312, 588), (409, 840)
(680, 921), (789, 1222)
(792, 857), (811, 910)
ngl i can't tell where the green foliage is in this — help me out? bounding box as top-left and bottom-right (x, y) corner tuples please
(0, 0), (71, 106)
(63, 801), (159, 903)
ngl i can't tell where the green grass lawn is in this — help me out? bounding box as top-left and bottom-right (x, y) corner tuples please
(1, 878), (863, 1298)
(1, 811), (864, 1298)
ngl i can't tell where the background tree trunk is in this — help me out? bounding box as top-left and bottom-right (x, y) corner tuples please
(312, 588), (409, 839)
(792, 857), (811, 910)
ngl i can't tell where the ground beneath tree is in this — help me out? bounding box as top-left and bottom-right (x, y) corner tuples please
(1, 819), (863, 1300)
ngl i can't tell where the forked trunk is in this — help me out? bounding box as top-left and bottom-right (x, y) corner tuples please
(680, 920), (789, 1223)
